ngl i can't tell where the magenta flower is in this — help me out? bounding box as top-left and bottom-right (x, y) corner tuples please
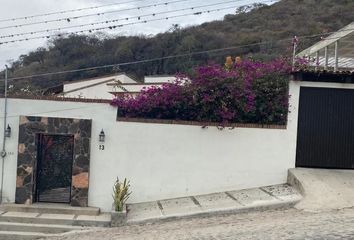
(111, 58), (292, 125)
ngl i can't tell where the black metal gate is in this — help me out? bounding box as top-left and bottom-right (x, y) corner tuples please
(36, 134), (74, 203)
(296, 87), (354, 169)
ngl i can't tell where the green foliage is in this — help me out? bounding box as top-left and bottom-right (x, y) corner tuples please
(4, 0), (354, 94)
(112, 178), (131, 212)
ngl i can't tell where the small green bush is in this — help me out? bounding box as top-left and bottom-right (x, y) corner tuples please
(112, 178), (131, 212)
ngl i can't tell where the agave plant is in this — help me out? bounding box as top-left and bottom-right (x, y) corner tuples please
(112, 177), (131, 212)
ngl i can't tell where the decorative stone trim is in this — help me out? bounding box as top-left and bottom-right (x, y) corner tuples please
(117, 117), (287, 129)
(16, 116), (92, 207)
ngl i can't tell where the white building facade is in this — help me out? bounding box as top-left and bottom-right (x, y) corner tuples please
(1, 76), (351, 212)
(61, 74), (177, 99)
(62, 74), (137, 99)
(0, 79), (299, 212)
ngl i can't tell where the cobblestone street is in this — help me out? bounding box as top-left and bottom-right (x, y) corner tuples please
(47, 207), (354, 240)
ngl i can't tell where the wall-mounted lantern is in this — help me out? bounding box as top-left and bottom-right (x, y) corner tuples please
(99, 129), (105, 142)
(5, 124), (11, 138)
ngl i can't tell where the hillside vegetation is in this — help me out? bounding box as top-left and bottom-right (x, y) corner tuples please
(3, 0), (354, 93)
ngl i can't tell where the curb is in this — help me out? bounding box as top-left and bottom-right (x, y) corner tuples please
(124, 199), (301, 226)
(287, 169), (306, 195)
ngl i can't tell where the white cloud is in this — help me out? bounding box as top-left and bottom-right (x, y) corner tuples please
(0, 0), (264, 69)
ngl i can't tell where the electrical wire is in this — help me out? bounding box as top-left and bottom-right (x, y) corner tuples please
(0, 0), (193, 30)
(0, 5), (249, 45)
(0, 0), (268, 39)
(0, 36), (320, 82)
(1, 105), (104, 119)
(0, 0), (149, 23)
(0, 42), (283, 81)
(0, 15), (352, 81)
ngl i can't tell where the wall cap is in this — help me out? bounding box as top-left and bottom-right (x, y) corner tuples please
(117, 117), (287, 129)
(0, 95), (111, 104)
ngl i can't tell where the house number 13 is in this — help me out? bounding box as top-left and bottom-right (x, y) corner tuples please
(99, 145), (105, 150)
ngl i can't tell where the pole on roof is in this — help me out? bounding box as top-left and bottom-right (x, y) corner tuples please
(334, 41), (339, 72)
(0, 65), (8, 204)
(324, 46), (329, 70)
(292, 36), (299, 71)
(315, 51), (319, 71)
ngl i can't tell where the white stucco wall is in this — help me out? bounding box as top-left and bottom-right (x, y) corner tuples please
(64, 83), (115, 99)
(0, 80), (318, 211)
(109, 84), (163, 94)
(144, 76), (176, 83)
(64, 77), (115, 93)
(63, 74), (137, 99)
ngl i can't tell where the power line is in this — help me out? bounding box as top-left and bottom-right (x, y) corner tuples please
(2, 105), (104, 119)
(0, 0), (191, 30)
(1, 22), (352, 82)
(0, 0), (259, 39)
(0, 38), (302, 82)
(0, 5), (246, 45)
(0, 0), (148, 23)
(1, 43), (279, 81)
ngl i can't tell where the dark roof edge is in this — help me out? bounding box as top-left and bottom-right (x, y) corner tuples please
(292, 70), (354, 84)
(0, 95), (112, 104)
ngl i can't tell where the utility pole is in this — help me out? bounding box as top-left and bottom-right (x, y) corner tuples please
(0, 65), (8, 204)
(292, 36), (299, 71)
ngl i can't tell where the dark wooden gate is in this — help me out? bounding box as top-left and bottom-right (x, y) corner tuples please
(296, 87), (354, 169)
(36, 134), (74, 203)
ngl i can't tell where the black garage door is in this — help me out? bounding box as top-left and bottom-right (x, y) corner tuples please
(296, 87), (354, 169)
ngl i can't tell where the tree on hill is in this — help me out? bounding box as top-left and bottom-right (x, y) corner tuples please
(3, 0), (354, 94)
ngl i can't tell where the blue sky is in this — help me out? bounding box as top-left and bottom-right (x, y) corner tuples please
(0, 0), (270, 68)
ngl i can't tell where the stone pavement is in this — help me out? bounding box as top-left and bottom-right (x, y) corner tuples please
(126, 184), (302, 223)
(44, 207), (354, 240)
(0, 184), (300, 239)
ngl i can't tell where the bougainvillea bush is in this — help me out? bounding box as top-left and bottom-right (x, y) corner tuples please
(111, 59), (291, 125)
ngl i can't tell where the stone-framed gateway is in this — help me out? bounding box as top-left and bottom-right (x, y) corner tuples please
(15, 116), (92, 207)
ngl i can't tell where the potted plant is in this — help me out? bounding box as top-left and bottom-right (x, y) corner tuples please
(111, 177), (131, 227)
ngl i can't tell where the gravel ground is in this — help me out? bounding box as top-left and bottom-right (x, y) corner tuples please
(45, 207), (354, 240)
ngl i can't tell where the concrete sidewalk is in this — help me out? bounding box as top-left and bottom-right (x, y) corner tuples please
(126, 184), (302, 224)
(288, 168), (354, 211)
